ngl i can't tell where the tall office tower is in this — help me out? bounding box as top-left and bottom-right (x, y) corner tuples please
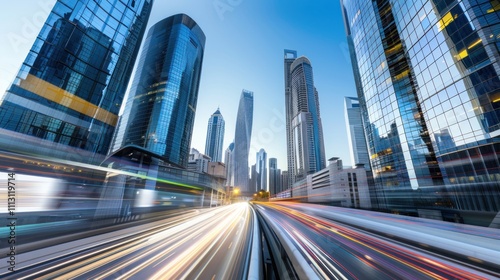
(111, 14), (205, 168)
(256, 148), (267, 191)
(0, 0), (153, 164)
(269, 157), (281, 195)
(284, 50), (326, 188)
(233, 90), (254, 193)
(205, 108), (225, 162)
(344, 97), (371, 170)
(341, 0), (500, 213)
(284, 50), (297, 190)
(224, 141), (235, 186)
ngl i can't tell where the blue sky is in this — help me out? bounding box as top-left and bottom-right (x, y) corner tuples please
(0, 0), (357, 170)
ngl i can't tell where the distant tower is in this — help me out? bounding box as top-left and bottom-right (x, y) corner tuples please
(256, 148), (267, 191)
(344, 97), (370, 170)
(284, 50), (326, 187)
(233, 90), (254, 193)
(111, 14), (205, 168)
(0, 0), (153, 164)
(224, 141), (235, 186)
(269, 158), (281, 195)
(250, 164), (258, 193)
(205, 108), (225, 162)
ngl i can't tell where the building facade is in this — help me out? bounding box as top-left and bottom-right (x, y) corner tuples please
(208, 161), (226, 179)
(345, 97), (371, 170)
(188, 148), (210, 173)
(233, 90), (254, 193)
(341, 0), (500, 214)
(0, 0), (153, 164)
(307, 158), (371, 209)
(275, 157), (371, 209)
(205, 108), (225, 162)
(111, 14), (205, 168)
(256, 148), (267, 191)
(284, 50), (326, 190)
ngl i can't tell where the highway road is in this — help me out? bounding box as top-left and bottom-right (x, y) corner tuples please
(2, 202), (255, 280)
(3, 200), (498, 279)
(254, 202), (497, 280)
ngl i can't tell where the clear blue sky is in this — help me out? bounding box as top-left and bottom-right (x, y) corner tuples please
(0, 0), (358, 169)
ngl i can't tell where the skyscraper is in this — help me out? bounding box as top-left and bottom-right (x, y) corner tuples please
(341, 0), (500, 213)
(344, 97), (370, 170)
(284, 50), (326, 188)
(111, 14), (205, 168)
(250, 164), (258, 193)
(0, 0), (153, 164)
(256, 148), (267, 191)
(269, 157), (281, 195)
(233, 90), (254, 194)
(284, 50), (297, 190)
(224, 141), (235, 186)
(205, 108), (225, 162)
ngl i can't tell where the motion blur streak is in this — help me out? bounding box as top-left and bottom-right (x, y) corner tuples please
(255, 202), (492, 280)
(18, 203), (252, 280)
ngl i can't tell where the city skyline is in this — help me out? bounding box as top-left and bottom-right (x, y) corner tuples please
(0, 0), (356, 170)
(0, 1), (498, 278)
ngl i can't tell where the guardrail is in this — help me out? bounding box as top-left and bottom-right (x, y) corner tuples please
(252, 203), (311, 279)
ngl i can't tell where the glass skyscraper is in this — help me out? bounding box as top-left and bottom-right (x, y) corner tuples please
(111, 14), (205, 168)
(0, 0), (153, 164)
(256, 148), (267, 191)
(233, 90), (253, 194)
(284, 50), (326, 188)
(342, 0), (500, 214)
(205, 108), (225, 162)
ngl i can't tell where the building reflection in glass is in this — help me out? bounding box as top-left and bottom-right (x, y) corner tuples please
(342, 0), (500, 219)
(0, 0), (153, 164)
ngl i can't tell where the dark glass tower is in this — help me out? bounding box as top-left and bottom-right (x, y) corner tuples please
(111, 14), (205, 168)
(205, 108), (225, 162)
(0, 0), (153, 164)
(233, 90), (254, 194)
(341, 0), (500, 214)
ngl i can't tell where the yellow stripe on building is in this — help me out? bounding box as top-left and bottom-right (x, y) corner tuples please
(19, 74), (118, 127)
